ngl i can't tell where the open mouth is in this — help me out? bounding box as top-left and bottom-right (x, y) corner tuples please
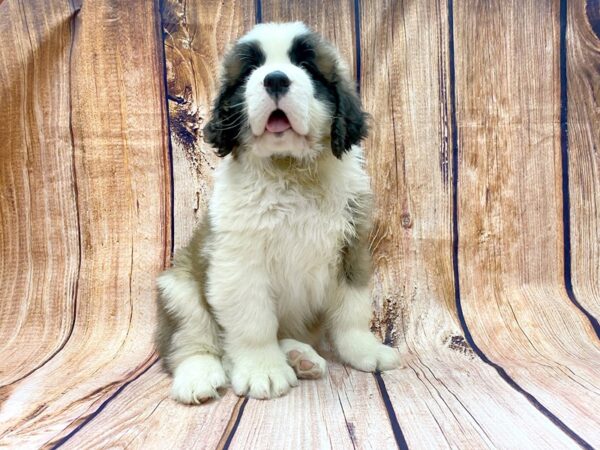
(265, 109), (291, 133)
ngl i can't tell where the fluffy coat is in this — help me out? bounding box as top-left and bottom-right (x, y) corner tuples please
(156, 22), (400, 404)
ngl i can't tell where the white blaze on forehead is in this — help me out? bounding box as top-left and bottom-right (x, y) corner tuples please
(239, 22), (309, 63)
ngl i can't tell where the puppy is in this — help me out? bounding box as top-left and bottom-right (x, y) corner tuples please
(156, 22), (400, 404)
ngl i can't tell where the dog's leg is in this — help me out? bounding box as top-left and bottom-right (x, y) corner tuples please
(156, 250), (227, 405)
(327, 283), (401, 372)
(207, 260), (298, 399)
(327, 193), (401, 372)
(279, 338), (327, 379)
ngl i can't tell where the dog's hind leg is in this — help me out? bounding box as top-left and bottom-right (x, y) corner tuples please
(279, 338), (327, 379)
(156, 244), (227, 404)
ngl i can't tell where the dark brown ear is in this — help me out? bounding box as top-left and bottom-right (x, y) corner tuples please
(288, 32), (368, 159)
(330, 77), (369, 158)
(203, 41), (265, 157)
(203, 83), (245, 157)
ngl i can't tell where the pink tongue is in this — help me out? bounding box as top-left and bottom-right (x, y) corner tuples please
(266, 111), (291, 133)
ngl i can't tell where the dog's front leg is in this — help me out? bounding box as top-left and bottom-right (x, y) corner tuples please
(206, 252), (298, 399)
(328, 283), (401, 372)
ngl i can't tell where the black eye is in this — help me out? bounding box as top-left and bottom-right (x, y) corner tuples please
(240, 63), (257, 79)
(298, 60), (321, 79)
(289, 34), (318, 68)
(236, 41), (266, 77)
(240, 56), (259, 71)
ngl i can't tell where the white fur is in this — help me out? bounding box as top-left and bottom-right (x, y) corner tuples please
(207, 149), (369, 335)
(160, 23), (400, 403)
(239, 22), (309, 55)
(203, 147), (399, 397)
(171, 354), (227, 404)
(329, 285), (402, 371)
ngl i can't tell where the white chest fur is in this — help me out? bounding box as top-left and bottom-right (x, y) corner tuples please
(207, 149), (369, 338)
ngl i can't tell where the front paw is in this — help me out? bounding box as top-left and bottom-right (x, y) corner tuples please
(171, 354), (228, 404)
(229, 348), (298, 399)
(334, 330), (401, 372)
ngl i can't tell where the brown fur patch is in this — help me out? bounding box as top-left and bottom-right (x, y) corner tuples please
(155, 213), (215, 372)
(340, 193), (373, 287)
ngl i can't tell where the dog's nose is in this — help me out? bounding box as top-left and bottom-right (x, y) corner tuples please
(264, 71), (290, 99)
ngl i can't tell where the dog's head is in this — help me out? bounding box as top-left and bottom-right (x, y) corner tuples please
(203, 22), (368, 160)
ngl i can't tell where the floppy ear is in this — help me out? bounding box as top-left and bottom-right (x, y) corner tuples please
(330, 78), (369, 159)
(204, 40), (264, 157)
(203, 84), (244, 157)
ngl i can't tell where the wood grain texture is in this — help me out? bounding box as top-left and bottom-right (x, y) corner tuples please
(52, 1), (257, 446)
(163, 0), (256, 249)
(63, 2), (393, 448)
(567, 0), (600, 320)
(454, 0), (600, 445)
(59, 363), (242, 450)
(360, 0), (457, 348)
(359, 0), (586, 447)
(2, 0), (600, 447)
(261, 0), (356, 76)
(231, 3), (397, 446)
(71, 3), (398, 448)
(0, 0), (79, 388)
(0, 0), (169, 447)
(67, 362), (398, 450)
(227, 362), (397, 449)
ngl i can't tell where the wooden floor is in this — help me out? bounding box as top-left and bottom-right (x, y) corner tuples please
(1, 0), (599, 448)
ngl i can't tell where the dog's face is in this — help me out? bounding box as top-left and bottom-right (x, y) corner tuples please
(203, 22), (368, 160)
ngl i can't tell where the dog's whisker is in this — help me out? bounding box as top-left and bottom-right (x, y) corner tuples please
(223, 101), (248, 109)
(210, 114), (248, 130)
(210, 112), (246, 124)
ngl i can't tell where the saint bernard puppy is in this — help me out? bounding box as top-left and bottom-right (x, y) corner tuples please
(156, 22), (400, 404)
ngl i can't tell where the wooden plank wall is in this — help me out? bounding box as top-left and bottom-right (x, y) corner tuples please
(1, 0), (599, 448)
(0, 0), (170, 447)
(454, 1), (600, 444)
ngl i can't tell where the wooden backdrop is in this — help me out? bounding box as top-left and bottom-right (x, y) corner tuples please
(1, 0), (599, 448)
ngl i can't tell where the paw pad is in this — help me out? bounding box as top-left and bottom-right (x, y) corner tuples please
(286, 348), (326, 380)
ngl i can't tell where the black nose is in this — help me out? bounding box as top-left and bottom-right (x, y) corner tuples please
(263, 71), (290, 99)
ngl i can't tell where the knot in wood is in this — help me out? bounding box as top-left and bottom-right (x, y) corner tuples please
(400, 213), (412, 229)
